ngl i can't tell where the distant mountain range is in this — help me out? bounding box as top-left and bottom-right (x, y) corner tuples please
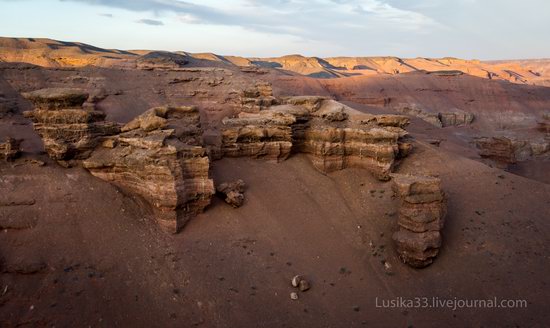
(1, 37), (549, 86)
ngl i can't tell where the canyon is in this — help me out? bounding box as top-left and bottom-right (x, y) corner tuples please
(0, 37), (548, 327)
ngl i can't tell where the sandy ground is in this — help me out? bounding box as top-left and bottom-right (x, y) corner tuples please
(1, 143), (549, 327)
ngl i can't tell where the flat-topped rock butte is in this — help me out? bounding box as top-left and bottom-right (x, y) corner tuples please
(0, 37), (548, 327)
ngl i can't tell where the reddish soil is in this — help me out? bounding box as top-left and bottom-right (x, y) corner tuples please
(0, 38), (549, 327)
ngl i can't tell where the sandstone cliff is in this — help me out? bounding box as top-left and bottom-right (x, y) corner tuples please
(22, 88), (120, 165)
(220, 96), (411, 180)
(83, 106), (215, 233)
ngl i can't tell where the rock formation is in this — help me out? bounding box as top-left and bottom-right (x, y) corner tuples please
(21, 86), (415, 232)
(220, 96), (411, 180)
(22, 88), (119, 165)
(240, 82), (278, 113)
(439, 110), (475, 127)
(474, 136), (522, 163)
(216, 179), (246, 208)
(0, 137), (20, 161)
(297, 99), (410, 180)
(391, 174), (447, 268)
(22, 88), (215, 232)
(83, 106), (214, 233)
(395, 103), (474, 128)
(220, 111), (295, 162)
(474, 136), (549, 164)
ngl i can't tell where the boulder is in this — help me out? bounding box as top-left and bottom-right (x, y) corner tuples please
(216, 179), (246, 208)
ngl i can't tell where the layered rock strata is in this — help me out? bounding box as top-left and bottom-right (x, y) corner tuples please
(22, 88), (119, 165)
(220, 111), (295, 161)
(22, 87), (215, 232)
(391, 174), (447, 268)
(474, 136), (550, 164)
(439, 110), (475, 127)
(240, 82), (278, 113)
(83, 106), (215, 233)
(297, 99), (410, 179)
(220, 96), (411, 180)
(395, 103), (474, 127)
(0, 137), (20, 161)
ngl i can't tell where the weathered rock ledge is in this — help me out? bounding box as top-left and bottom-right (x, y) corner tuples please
(23, 88), (448, 252)
(83, 106), (215, 232)
(23, 88), (214, 233)
(219, 96), (411, 180)
(22, 88), (120, 165)
(474, 136), (550, 164)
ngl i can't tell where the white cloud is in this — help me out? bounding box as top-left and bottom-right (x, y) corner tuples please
(1, 0), (549, 58)
(177, 13), (201, 24)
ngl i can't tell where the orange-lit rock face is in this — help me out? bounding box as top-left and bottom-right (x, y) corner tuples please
(3, 38), (549, 86)
(83, 106), (215, 233)
(220, 111), (295, 162)
(23, 91), (215, 232)
(220, 97), (411, 180)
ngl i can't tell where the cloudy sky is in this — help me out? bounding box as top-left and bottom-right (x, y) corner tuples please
(1, 0), (549, 59)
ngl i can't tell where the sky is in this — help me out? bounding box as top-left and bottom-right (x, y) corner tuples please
(0, 0), (549, 59)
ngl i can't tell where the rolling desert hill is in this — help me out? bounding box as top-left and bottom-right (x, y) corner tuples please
(2, 37), (550, 86)
(0, 37), (549, 327)
(0, 37), (138, 68)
